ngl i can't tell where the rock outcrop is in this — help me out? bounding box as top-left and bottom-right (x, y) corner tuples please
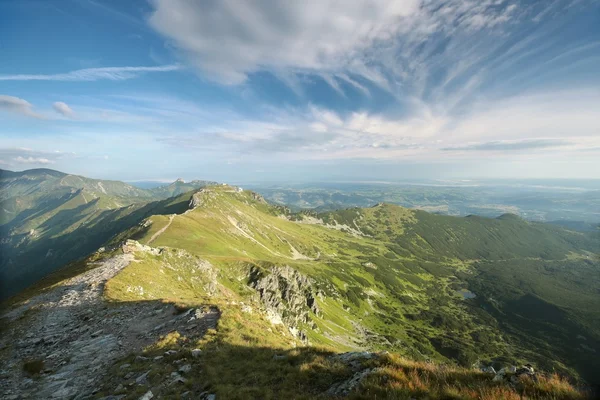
(248, 265), (321, 341)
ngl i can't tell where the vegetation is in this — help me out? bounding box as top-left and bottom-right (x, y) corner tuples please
(3, 175), (598, 398)
(0, 168), (212, 299)
(91, 185), (599, 398)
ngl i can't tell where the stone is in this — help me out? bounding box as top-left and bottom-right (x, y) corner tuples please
(171, 371), (187, 384)
(179, 364), (192, 373)
(164, 350), (178, 356)
(135, 371), (150, 385)
(153, 356), (164, 361)
(120, 363), (131, 370)
(482, 366), (496, 374)
(273, 354), (287, 360)
(206, 394), (216, 400)
(135, 356), (149, 362)
(191, 349), (202, 358)
(139, 391), (154, 400)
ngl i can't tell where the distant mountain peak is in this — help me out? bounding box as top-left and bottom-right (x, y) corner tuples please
(175, 178), (185, 183)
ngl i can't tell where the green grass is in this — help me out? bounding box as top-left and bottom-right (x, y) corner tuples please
(99, 186), (600, 385)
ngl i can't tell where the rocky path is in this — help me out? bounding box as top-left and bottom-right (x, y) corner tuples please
(0, 252), (219, 400)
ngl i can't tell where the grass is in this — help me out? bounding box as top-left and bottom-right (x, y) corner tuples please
(99, 186), (600, 384)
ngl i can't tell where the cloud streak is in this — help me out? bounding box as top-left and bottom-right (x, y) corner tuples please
(53, 102), (75, 117)
(0, 65), (181, 82)
(441, 139), (573, 151)
(0, 95), (44, 118)
(0, 148), (74, 167)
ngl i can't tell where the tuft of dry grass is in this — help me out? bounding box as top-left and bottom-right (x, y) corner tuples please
(351, 354), (587, 400)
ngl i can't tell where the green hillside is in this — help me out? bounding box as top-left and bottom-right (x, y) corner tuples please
(103, 185), (600, 385)
(0, 168), (212, 298)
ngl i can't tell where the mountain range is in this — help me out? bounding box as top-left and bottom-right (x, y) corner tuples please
(0, 169), (599, 399)
(0, 168), (215, 298)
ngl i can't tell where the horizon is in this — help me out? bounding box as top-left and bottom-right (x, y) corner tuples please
(3, 166), (600, 192)
(1, 1), (600, 180)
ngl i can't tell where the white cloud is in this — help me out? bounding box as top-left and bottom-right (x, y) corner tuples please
(14, 156), (53, 164)
(53, 102), (75, 118)
(148, 0), (523, 91)
(155, 87), (600, 161)
(0, 65), (181, 82)
(148, 0), (420, 84)
(0, 95), (44, 118)
(0, 148), (74, 168)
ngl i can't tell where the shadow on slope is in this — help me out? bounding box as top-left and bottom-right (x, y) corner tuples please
(0, 191), (195, 301)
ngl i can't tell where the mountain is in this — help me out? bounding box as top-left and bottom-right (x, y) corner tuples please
(0, 168), (213, 298)
(250, 181), (600, 223)
(148, 178), (218, 198)
(1, 182), (598, 398)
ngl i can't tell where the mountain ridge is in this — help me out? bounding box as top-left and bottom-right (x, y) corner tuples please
(1, 174), (599, 399)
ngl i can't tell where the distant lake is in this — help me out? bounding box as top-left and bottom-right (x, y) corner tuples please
(457, 288), (477, 299)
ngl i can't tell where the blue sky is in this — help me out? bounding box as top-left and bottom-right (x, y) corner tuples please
(0, 0), (599, 183)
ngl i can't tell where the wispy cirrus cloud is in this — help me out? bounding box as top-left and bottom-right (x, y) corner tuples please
(441, 139), (573, 152)
(0, 65), (181, 82)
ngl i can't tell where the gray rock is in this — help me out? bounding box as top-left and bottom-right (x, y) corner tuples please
(482, 366), (496, 374)
(191, 349), (202, 358)
(170, 371), (187, 384)
(153, 356), (164, 361)
(179, 364), (192, 373)
(139, 391), (154, 400)
(119, 363), (131, 370)
(164, 350), (178, 356)
(135, 371), (150, 385)
(206, 395), (216, 400)
(327, 368), (381, 396)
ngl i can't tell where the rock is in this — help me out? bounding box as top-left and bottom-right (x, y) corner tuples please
(139, 391), (154, 400)
(91, 329), (103, 337)
(482, 366), (496, 374)
(248, 265), (321, 341)
(498, 366), (516, 374)
(135, 371), (150, 385)
(153, 356), (164, 361)
(164, 350), (178, 356)
(327, 368), (381, 396)
(135, 356), (149, 362)
(206, 394), (216, 400)
(181, 391), (191, 398)
(120, 363), (131, 370)
(115, 384), (124, 392)
(516, 364), (534, 375)
(273, 354), (287, 361)
(122, 240), (161, 256)
(170, 371), (187, 384)
(191, 349), (202, 358)
(179, 364), (192, 373)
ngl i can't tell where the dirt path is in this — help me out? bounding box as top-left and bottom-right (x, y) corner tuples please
(0, 251), (219, 400)
(147, 214), (175, 245)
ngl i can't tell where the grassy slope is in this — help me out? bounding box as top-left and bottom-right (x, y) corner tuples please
(0, 168), (215, 299)
(103, 186), (599, 389)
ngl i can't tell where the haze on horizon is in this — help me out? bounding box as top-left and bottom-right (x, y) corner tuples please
(1, 0), (599, 183)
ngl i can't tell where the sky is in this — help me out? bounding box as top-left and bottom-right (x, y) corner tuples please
(0, 0), (599, 183)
